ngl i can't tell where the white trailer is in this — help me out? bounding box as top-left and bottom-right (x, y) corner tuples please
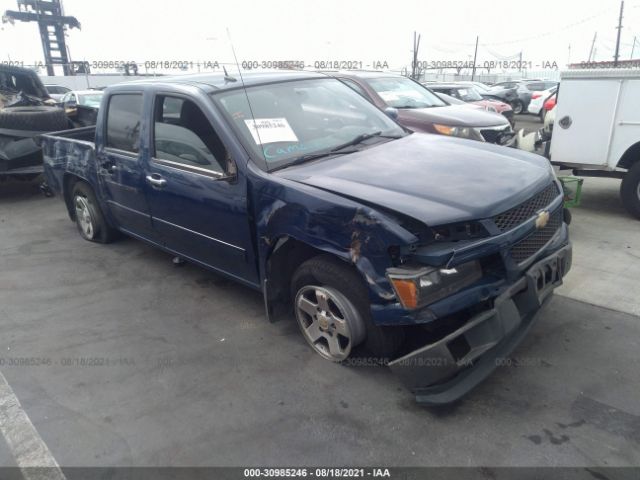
(548, 69), (640, 218)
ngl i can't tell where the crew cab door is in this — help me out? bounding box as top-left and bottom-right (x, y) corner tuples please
(96, 92), (156, 239)
(143, 93), (258, 285)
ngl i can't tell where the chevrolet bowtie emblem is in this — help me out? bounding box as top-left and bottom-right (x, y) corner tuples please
(535, 210), (550, 229)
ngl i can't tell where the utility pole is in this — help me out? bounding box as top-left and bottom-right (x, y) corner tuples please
(411, 31), (421, 80)
(518, 51), (522, 74)
(614, 1), (624, 67)
(631, 36), (637, 60)
(471, 36), (479, 81)
(588, 32), (597, 61)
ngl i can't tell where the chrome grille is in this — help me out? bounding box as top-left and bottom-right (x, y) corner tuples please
(494, 182), (559, 232)
(510, 209), (563, 264)
(480, 125), (514, 144)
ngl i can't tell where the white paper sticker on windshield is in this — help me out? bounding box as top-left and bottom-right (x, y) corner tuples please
(244, 118), (298, 145)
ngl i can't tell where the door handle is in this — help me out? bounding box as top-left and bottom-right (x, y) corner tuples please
(101, 162), (117, 174)
(146, 174), (167, 188)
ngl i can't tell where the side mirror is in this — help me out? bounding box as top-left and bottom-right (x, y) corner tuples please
(384, 107), (399, 120)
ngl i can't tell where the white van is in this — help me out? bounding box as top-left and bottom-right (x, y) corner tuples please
(529, 69), (640, 218)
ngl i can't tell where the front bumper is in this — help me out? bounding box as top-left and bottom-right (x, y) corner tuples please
(388, 242), (571, 406)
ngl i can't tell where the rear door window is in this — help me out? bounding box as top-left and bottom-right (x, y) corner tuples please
(106, 94), (143, 153)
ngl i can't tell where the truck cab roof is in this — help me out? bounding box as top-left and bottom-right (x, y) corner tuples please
(114, 71), (327, 94)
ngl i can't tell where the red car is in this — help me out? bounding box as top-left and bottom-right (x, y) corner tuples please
(543, 93), (557, 113)
(426, 83), (515, 126)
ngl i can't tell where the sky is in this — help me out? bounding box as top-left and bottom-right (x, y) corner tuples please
(1, 0), (639, 75)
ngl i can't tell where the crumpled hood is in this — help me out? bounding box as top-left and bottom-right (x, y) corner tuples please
(398, 104), (508, 128)
(277, 133), (554, 226)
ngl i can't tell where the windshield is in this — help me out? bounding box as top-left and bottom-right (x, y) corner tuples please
(213, 78), (405, 171)
(471, 82), (490, 92)
(78, 93), (103, 107)
(367, 77), (447, 109)
(456, 87), (483, 102)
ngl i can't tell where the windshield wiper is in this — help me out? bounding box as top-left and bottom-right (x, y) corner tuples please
(330, 131), (404, 152)
(270, 131), (403, 172)
(270, 149), (358, 172)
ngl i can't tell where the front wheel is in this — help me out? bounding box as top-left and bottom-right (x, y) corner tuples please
(294, 285), (365, 361)
(620, 162), (640, 219)
(292, 256), (405, 362)
(71, 181), (117, 243)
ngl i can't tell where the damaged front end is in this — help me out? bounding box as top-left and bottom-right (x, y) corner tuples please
(388, 245), (571, 406)
(374, 181), (572, 405)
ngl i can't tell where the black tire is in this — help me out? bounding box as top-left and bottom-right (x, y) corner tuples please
(0, 106), (70, 131)
(512, 100), (523, 115)
(70, 181), (117, 243)
(620, 162), (640, 219)
(291, 255), (405, 359)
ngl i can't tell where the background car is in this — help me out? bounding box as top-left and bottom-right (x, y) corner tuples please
(426, 83), (514, 126)
(60, 90), (104, 126)
(527, 86), (558, 120)
(433, 91), (475, 106)
(44, 84), (71, 102)
(542, 93), (557, 121)
(454, 80), (493, 93)
(60, 90), (104, 111)
(486, 80), (557, 114)
(333, 72), (514, 146)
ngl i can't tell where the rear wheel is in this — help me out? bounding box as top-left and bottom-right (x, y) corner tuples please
(512, 100), (523, 115)
(620, 162), (640, 219)
(71, 181), (117, 243)
(292, 256), (404, 362)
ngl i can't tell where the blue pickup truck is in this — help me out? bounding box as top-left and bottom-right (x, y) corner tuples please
(41, 71), (572, 405)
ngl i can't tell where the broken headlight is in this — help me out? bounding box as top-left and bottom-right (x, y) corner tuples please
(386, 261), (482, 310)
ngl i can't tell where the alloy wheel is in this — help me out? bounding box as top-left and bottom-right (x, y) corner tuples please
(294, 285), (365, 362)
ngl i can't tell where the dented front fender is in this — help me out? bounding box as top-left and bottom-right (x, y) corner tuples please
(251, 169), (418, 305)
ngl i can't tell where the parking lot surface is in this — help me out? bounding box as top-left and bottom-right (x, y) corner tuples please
(0, 156), (639, 467)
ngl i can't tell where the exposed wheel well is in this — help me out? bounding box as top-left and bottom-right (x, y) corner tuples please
(265, 237), (358, 308)
(617, 141), (640, 170)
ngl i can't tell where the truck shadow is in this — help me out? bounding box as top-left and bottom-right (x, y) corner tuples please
(0, 175), (46, 202)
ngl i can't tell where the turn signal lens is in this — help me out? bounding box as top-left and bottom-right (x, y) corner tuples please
(433, 124), (455, 135)
(389, 279), (419, 310)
